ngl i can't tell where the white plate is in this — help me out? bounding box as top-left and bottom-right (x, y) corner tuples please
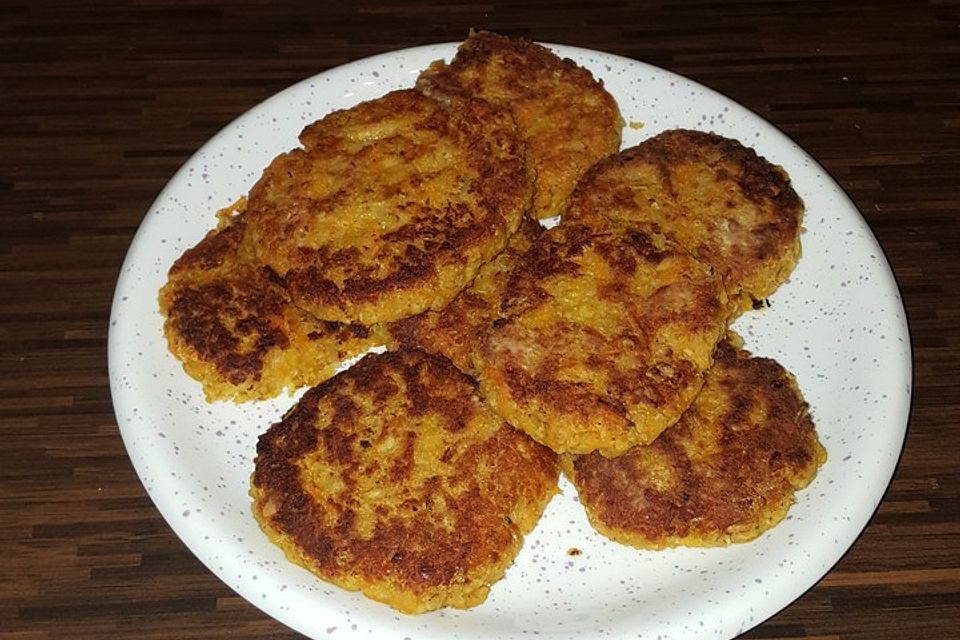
(109, 43), (911, 640)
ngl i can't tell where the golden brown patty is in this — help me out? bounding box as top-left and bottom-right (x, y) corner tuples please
(564, 129), (804, 312)
(242, 88), (532, 325)
(383, 215), (544, 375)
(417, 30), (623, 219)
(250, 349), (559, 614)
(158, 203), (378, 402)
(563, 337), (827, 549)
(475, 221), (730, 457)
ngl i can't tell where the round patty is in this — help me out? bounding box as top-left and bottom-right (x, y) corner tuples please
(417, 30), (623, 219)
(476, 221), (730, 457)
(563, 337), (827, 549)
(158, 203), (378, 402)
(242, 88), (532, 324)
(383, 215), (544, 375)
(564, 129), (803, 312)
(250, 349), (559, 614)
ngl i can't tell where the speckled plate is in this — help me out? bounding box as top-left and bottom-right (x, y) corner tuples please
(109, 43), (911, 640)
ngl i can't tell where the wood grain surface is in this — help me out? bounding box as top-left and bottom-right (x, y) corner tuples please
(2, 1), (958, 638)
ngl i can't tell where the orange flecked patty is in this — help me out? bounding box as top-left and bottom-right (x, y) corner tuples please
(251, 349), (559, 613)
(563, 338), (826, 549)
(565, 129), (804, 313)
(417, 30), (623, 219)
(242, 89), (532, 325)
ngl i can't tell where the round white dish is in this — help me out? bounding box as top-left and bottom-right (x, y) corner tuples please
(108, 42), (912, 640)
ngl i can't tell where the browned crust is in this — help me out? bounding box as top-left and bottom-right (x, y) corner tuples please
(251, 349), (559, 613)
(384, 215), (544, 374)
(566, 338), (827, 548)
(165, 217), (279, 385)
(159, 210), (377, 402)
(418, 30), (623, 219)
(242, 89), (532, 324)
(164, 267), (290, 386)
(565, 129), (804, 311)
(476, 221), (729, 456)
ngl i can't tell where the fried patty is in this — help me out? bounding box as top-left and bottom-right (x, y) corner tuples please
(564, 129), (804, 312)
(242, 88), (532, 325)
(158, 202), (378, 402)
(383, 215), (544, 375)
(417, 30), (623, 219)
(250, 349), (559, 614)
(475, 221), (730, 457)
(563, 337), (827, 549)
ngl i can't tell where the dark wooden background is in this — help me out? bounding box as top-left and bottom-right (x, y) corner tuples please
(2, 1), (958, 638)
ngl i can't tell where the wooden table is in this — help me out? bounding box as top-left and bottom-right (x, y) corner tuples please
(3, 1), (958, 638)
